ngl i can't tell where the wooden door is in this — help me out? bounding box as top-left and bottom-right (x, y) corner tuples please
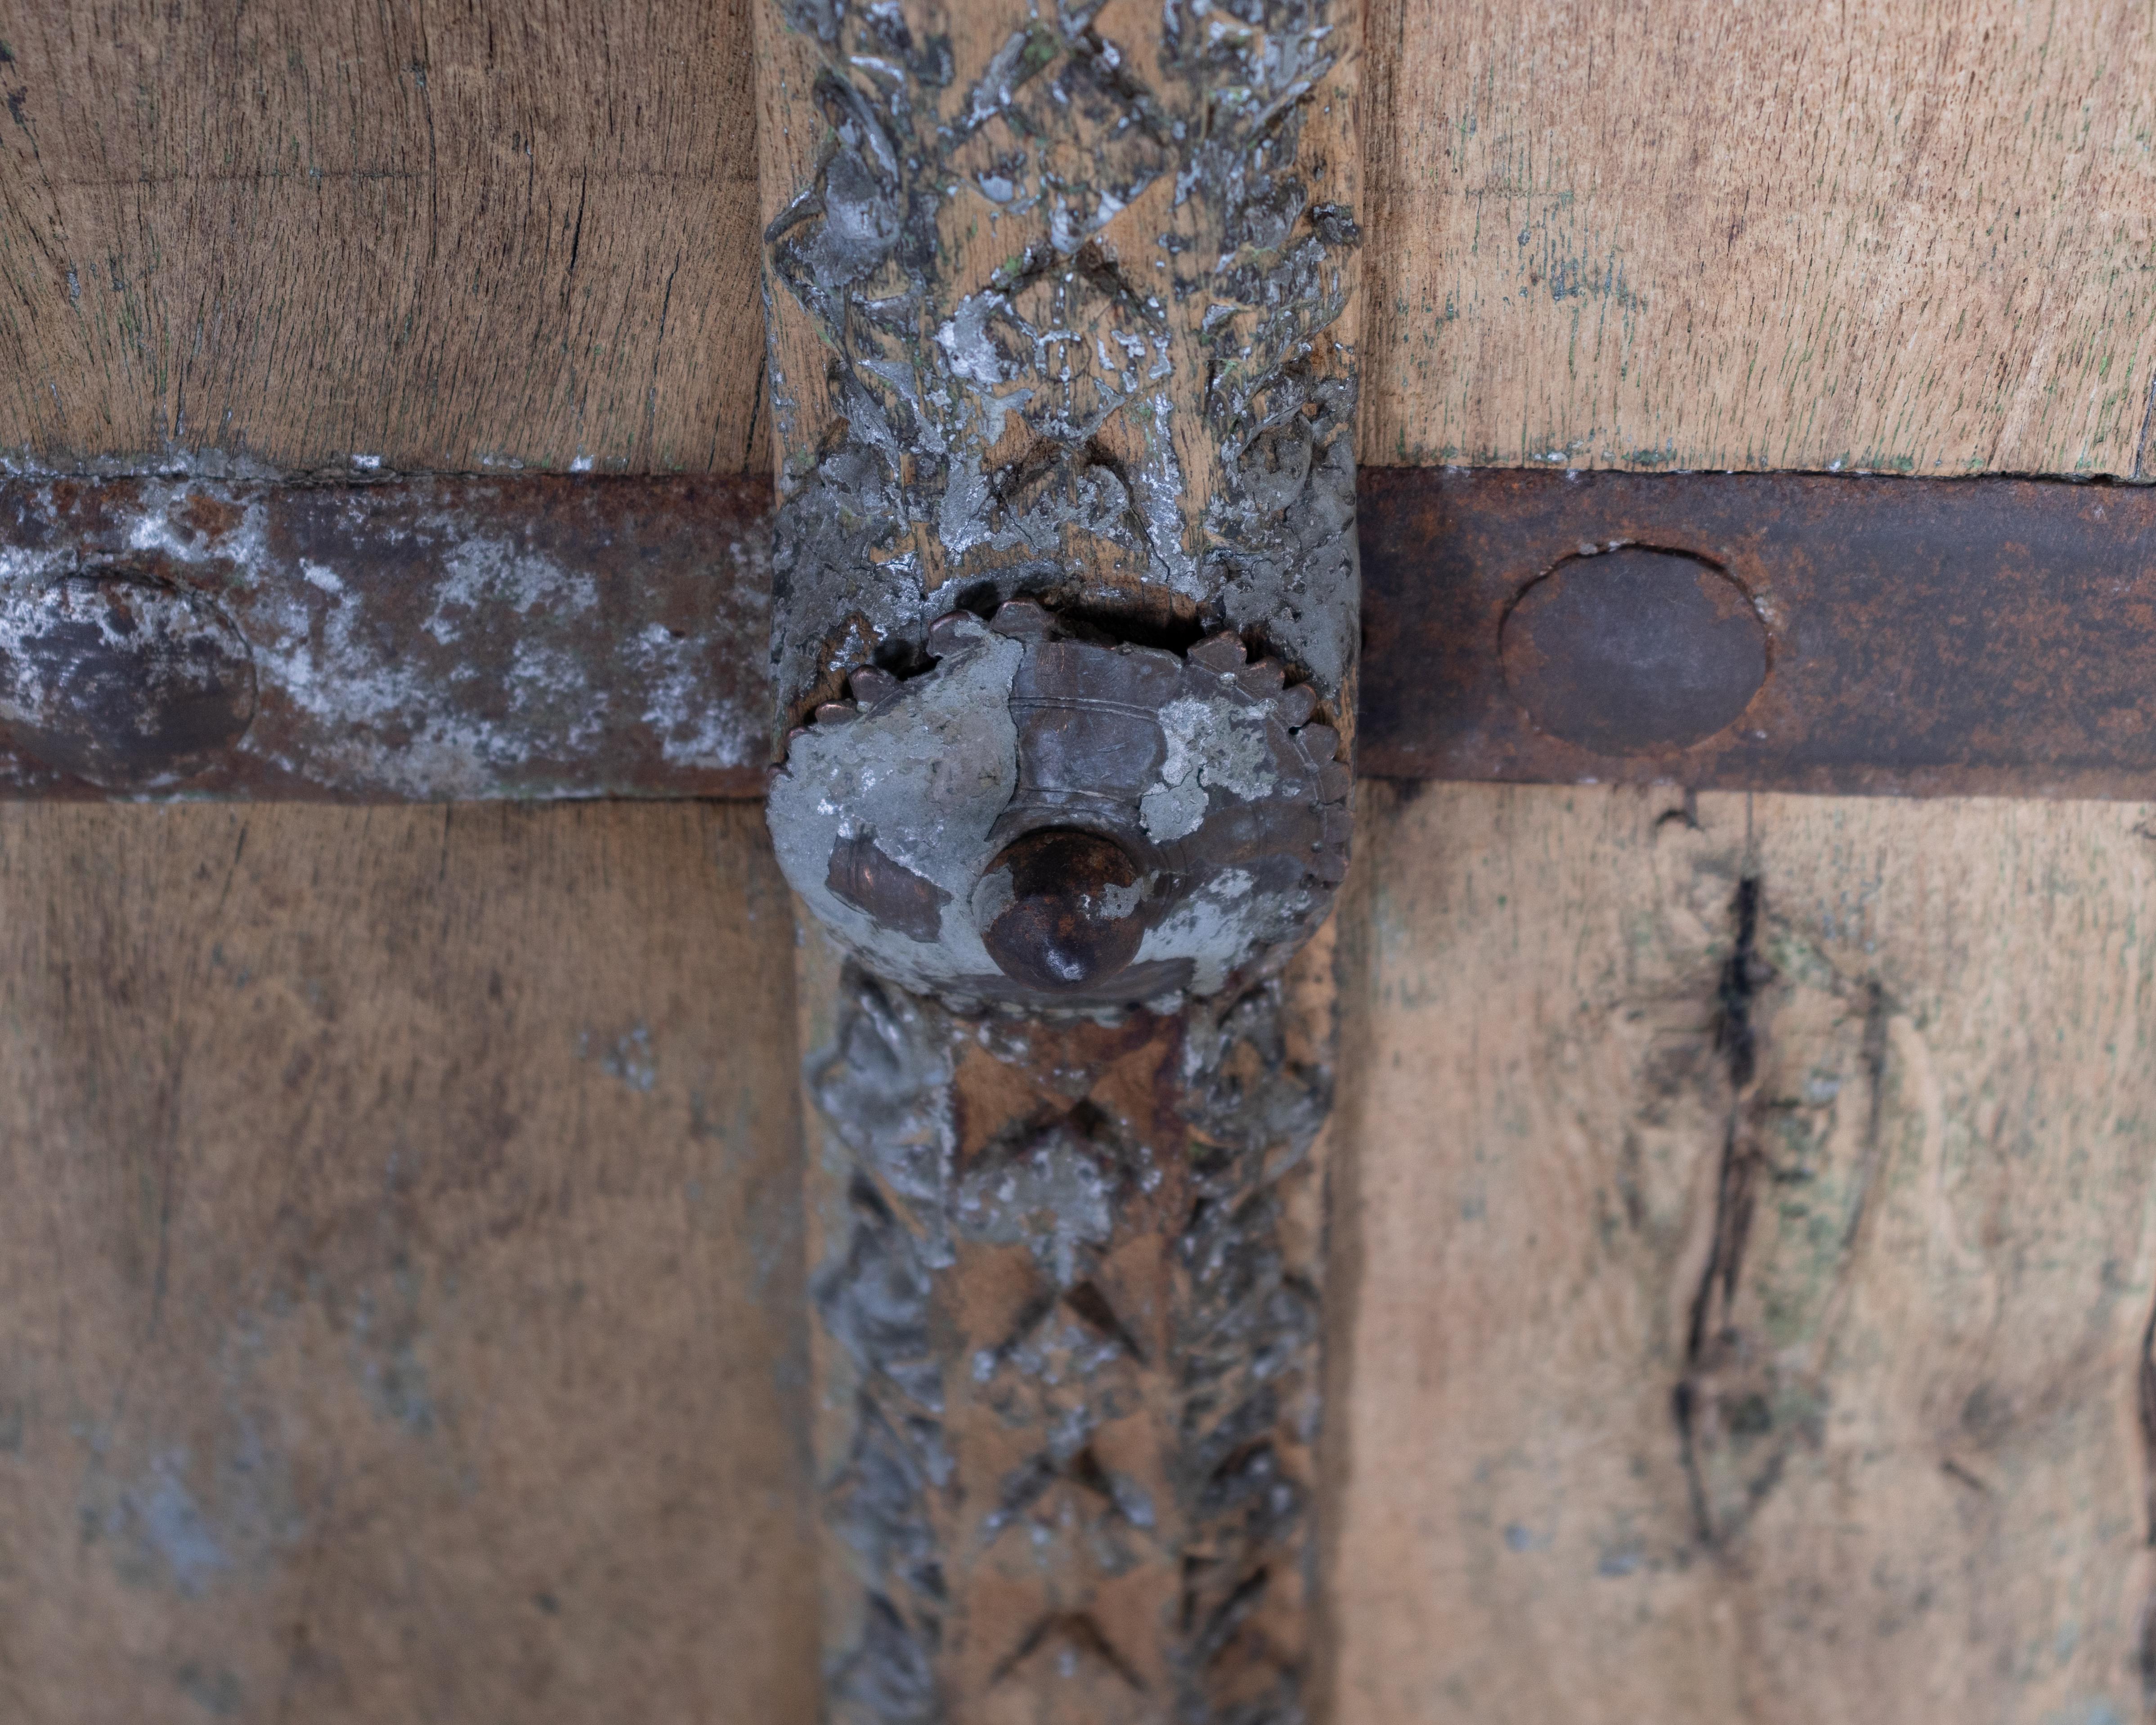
(2, 1), (2152, 1720)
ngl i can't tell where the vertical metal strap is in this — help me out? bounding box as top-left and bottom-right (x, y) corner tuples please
(754, 3), (1362, 1716)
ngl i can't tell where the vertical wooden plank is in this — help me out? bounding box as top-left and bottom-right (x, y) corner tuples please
(1712, 796), (2156, 1721)
(0, 803), (818, 1723)
(799, 920), (1338, 1724)
(1324, 783), (1746, 1722)
(1358, 0), (2156, 478)
(754, 0), (1362, 727)
(1327, 783), (2156, 1724)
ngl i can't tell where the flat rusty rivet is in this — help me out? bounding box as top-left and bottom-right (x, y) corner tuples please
(1501, 547), (1768, 754)
(978, 827), (1144, 992)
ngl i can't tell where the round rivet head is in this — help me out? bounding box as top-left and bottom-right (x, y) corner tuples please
(1501, 548), (1768, 754)
(977, 828), (1144, 993)
(0, 575), (255, 789)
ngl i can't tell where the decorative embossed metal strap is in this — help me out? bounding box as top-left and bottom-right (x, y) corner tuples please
(752, 0), (1361, 1716)
(802, 959), (1334, 1720)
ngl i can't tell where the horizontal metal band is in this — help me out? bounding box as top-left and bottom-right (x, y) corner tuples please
(0, 475), (771, 799)
(1358, 467), (2156, 798)
(4, 467), (2152, 799)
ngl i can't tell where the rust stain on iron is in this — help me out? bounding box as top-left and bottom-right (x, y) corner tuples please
(825, 831), (952, 945)
(8, 467), (2156, 802)
(1358, 466), (2156, 799)
(977, 826), (1147, 993)
(0, 574), (257, 789)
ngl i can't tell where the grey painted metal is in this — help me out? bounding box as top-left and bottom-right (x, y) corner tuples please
(754, 0), (1361, 1718)
(767, 601), (1350, 1010)
(755, 0), (1362, 1007)
(0, 473), (771, 799)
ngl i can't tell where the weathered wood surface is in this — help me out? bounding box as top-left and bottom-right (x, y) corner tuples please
(10, 771), (2153, 1725)
(1327, 782), (2156, 1724)
(0, 0), (766, 477)
(0, 0), (2149, 484)
(5, 4), (2156, 1724)
(9, 0), (2153, 484)
(1358, 0), (2156, 479)
(0, 802), (817, 1723)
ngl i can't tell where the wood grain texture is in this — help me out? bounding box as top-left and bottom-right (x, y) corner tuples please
(13, 0), (2151, 483)
(0, 802), (817, 1724)
(1359, 0), (2156, 479)
(0, 0), (766, 476)
(1325, 782), (2156, 1724)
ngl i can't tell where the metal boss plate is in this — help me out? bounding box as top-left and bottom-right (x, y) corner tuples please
(766, 604), (1351, 1012)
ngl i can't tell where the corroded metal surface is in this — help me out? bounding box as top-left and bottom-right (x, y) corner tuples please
(0, 475), (771, 798)
(756, 0), (1361, 736)
(12, 469), (2156, 802)
(804, 949), (1330, 1725)
(756, 0), (1360, 1719)
(769, 600), (1349, 1011)
(1499, 547), (1769, 756)
(1359, 466), (2156, 798)
(0, 575), (258, 790)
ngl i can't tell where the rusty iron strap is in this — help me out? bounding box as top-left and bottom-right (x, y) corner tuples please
(0, 474), (771, 798)
(1357, 465), (2156, 798)
(5, 466), (2156, 799)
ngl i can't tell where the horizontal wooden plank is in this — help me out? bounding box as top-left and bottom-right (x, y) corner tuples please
(1358, 0), (2156, 479)
(5, 767), (2152, 1723)
(0, 0), (766, 476)
(1326, 781), (2156, 1723)
(9, 5), (2154, 483)
(0, 802), (816, 1722)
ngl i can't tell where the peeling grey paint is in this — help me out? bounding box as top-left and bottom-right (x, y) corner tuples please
(771, 614), (1026, 992)
(769, 8), (1356, 1716)
(768, 605), (1348, 1007)
(952, 1119), (1122, 1288)
(0, 474), (772, 798)
(763, 0), (1359, 727)
(807, 963), (1328, 1724)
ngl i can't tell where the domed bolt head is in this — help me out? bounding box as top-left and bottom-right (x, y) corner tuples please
(977, 828), (1145, 993)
